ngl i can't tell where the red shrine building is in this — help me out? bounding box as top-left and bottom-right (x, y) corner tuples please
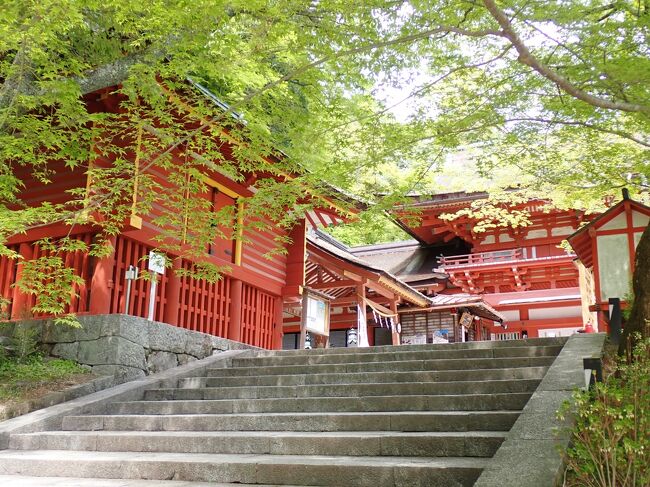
(4, 81), (646, 349)
(0, 82), (368, 350)
(567, 191), (650, 332)
(350, 192), (591, 341)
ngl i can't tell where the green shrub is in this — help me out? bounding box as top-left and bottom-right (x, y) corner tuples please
(561, 337), (650, 487)
(11, 324), (40, 362)
(0, 355), (88, 400)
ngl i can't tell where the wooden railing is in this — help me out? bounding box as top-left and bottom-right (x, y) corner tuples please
(438, 249), (523, 267)
(4, 233), (279, 348)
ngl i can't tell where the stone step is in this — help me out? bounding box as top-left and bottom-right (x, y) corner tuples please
(106, 393), (532, 415)
(233, 345), (564, 367)
(0, 450), (488, 486)
(10, 430), (506, 457)
(0, 476), (300, 487)
(180, 366), (549, 388)
(62, 411), (520, 432)
(262, 337), (568, 357)
(206, 356), (556, 377)
(146, 378), (540, 401)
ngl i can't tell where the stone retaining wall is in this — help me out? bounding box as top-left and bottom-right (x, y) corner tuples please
(5, 314), (257, 383)
(474, 333), (606, 487)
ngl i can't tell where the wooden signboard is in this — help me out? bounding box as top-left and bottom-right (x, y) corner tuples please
(299, 288), (331, 349)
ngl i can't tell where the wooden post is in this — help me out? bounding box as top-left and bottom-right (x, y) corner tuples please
(390, 300), (400, 346)
(228, 278), (243, 342)
(163, 258), (181, 326)
(357, 284), (369, 347)
(89, 236), (116, 315)
(11, 243), (34, 320)
(299, 291), (308, 349)
(273, 295), (284, 350)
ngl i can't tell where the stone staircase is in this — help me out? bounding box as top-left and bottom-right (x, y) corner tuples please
(0, 337), (568, 486)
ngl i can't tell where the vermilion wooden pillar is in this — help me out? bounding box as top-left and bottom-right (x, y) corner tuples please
(89, 236), (117, 315)
(11, 243), (34, 320)
(283, 220), (307, 296)
(272, 295), (284, 349)
(228, 278), (243, 342)
(163, 258), (181, 326)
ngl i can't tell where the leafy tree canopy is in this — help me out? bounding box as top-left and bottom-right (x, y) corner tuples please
(1, 0), (649, 321)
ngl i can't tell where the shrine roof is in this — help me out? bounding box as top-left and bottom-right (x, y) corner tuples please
(567, 192), (650, 268)
(400, 293), (504, 322)
(395, 191), (489, 209)
(349, 240), (447, 281)
(306, 230), (432, 307)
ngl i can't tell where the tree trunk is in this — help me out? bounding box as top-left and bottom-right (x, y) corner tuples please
(619, 223), (650, 354)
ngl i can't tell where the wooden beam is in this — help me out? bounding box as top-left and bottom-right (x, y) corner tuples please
(311, 278), (360, 290)
(331, 295), (359, 306)
(365, 280), (396, 300)
(282, 284), (303, 298)
(307, 252), (349, 279)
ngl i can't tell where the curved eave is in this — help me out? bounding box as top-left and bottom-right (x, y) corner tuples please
(377, 276), (431, 308)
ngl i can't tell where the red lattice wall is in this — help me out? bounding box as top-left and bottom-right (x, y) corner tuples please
(240, 283), (275, 349)
(109, 236), (168, 322)
(177, 260), (231, 337)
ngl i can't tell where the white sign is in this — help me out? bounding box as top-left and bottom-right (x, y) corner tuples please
(148, 251), (166, 275)
(402, 334), (426, 345)
(305, 295), (329, 336)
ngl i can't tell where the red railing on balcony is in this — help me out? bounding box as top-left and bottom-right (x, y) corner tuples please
(438, 249), (523, 267)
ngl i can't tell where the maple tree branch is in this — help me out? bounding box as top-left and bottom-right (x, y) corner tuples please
(0, 48), (162, 111)
(482, 0), (650, 115)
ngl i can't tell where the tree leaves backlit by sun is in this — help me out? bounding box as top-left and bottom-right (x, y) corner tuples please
(1, 0), (649, 315)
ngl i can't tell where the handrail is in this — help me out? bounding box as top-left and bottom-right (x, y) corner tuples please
(438, 249), (522, 267)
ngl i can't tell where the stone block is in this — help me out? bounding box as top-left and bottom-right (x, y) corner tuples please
(28, 392), (65, 411)
(62, 382), (96, 402)
(0, 402), (29, 421)
(177, 354), (198, 366)
(61, 415), (104, 431)
(211, 336), (232, 351)
(539, 364), (588, 391)
(50, 341), (79, 361)
(523, 390), (574, 414)
(91, 365), (146, 384)
(509, 413), (572, 441)
(91, 375), (116, 391)
(147, 321), (186, 353)
(474, 439), (567, 487)
(42, 319), (101, 343)
(146, 350), (178, 374)
(77, 336), (146, 369)
(185, 332), (212, 359)
(99, 314), (148, 348)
